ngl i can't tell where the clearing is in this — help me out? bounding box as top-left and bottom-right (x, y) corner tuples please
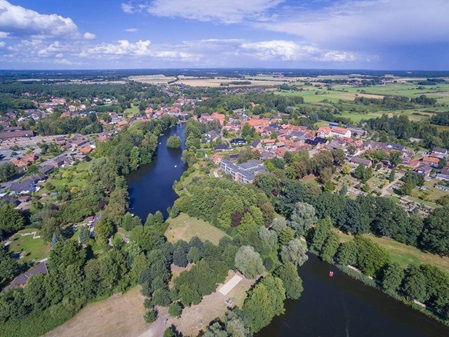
(46, 287), (149, 337)
(335, 231), (449, 274)
(165, 213), (229, 245)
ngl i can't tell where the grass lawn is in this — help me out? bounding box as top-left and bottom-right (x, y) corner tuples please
(334, 230), (449, 274)
(124, 104), (140, 117)
(300, 174), (320, 187)
(165, 213), (229, 245)
(8, 229), (50, 263)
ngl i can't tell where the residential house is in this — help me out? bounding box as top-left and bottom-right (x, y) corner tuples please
(330, 126), (352, 138)
(431, 147), (448, 159)
(215, 144), (232, 152)
(10, 262), (48, 288)
(436, 168), (449, 182)
(0, 130), (35, 139)
(422, 156), (440, 168)
(220, 160), (267, 184)
(350, 156), (372, 167)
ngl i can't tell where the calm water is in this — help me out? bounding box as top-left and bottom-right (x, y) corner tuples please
(256, 254), (449, 337)
(127, 126), (449, 337)
(126, 123), (186, 220)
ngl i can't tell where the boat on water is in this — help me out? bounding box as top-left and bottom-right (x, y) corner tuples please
(329, 271), (334, 277)
(174, 165), (177, 168)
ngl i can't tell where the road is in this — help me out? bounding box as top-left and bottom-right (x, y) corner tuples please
(380, 171), (404, 196)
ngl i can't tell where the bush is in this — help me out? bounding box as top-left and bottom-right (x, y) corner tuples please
(144, 308), (158, 323)
(168, 302), (183, 317)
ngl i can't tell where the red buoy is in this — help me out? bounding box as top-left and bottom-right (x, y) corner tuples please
(329, 271), (334, 277)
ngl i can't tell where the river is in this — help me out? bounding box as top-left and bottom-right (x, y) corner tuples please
(126, 123), (186, 220)
(256, 254), (449, 337)
(127, 124), (449, 337)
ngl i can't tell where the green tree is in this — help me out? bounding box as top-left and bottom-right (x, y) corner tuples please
(78, 226), (91, 244)
(321, 232), (340, 263)
(243, 276), (286, 333)
(280, 239), (308, 267)
(234, 246), (265, 279)
(421, 206), (449, 255)
(167, 135), (182, 149)
(389, 168), (396, 183)
(168, 302), (183, 317)
(0, 203), (25, 239)
(279, 227), (295, 245)
(95, 218), (115, 244)
(289, 202), (317, 235)
(389, 151), (403, 167)
(382, 262), (404, 294)
(274, 262), (303, 300)
(130, 146), (140, 171)
(310, 217), (332, 252)
(402, 265), (428, 303)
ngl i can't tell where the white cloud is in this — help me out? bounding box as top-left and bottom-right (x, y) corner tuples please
(125, 28), (140, 32)
(54, 58), (73, 65)
(81, 40), (152, 57)
(83, 32), (96, 40)
(123, 0), (284, 23)
(0, 0), (80, 38)
(257, 0), (449, 50)
(240, 40), (356, 62)
(121, 3), (136, 14)
(0, 41), (5, 48)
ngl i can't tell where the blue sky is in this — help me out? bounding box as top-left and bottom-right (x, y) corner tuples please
(0, 0), (449, 70)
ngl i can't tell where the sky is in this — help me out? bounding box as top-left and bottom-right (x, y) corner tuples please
(0, 0), (449, 70)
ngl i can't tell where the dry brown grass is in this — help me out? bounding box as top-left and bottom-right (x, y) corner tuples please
(46, 287), (150, 337)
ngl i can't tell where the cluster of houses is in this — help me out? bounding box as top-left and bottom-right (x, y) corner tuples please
(203, 111), (449, 185)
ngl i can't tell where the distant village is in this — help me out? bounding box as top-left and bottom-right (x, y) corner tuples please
(1, 90), (448, 217)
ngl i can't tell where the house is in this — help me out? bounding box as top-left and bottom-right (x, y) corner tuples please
(230, 138), (246, 147)
(215, 144), (232, 152)
(0, 130), (34, 139)
(436, 168), (449, 181)
(211, 154), (223, 165)
(431, 147), (448, 159)
(10, 262), (48, 288)
(413, 164), (432, 177)
(9, 181), (36, 194)
(330, 126), (352, 138)
(78, 146), (93, 154)
(350, 156), (372, 167)
(220, 160), (267, 184)
(316, 126), (331, 138)
(422, 156), (440, 168)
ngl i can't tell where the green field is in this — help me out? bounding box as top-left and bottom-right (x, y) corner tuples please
(8, 228), (50, 263)
(334, 230), (449, 274)
(165, 213), (229, 245)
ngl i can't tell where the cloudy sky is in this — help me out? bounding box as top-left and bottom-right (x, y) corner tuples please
(0, 0), (448, 70)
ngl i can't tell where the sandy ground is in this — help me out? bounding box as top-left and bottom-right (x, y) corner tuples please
(46, 287), (150, 337)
